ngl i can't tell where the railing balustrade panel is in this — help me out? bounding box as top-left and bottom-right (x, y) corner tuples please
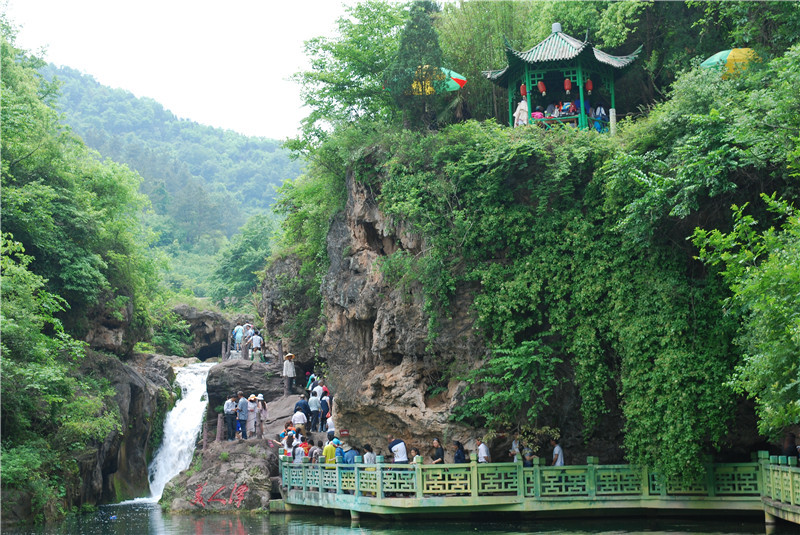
(358, 468), (379, 495)
(540, 467), (589, 496)
(595, 466), (642, 495)
(382, 466), (416, 493)
(421, 465), (471, 495)
(477, 464), (519, 495)
(341, 469), (356, 491)
(320, 466), (338, 492)
(712, 464), (760, 495)
(306, 465), (321, 489)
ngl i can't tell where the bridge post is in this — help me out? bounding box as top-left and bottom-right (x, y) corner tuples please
(415, 456), (424, 499)
(354, 456), (363, 497)
(302, 456), (310, 490)
(586, 456), (598, 499)
(336, 456), (343, 495)
(376, 456), (385, 499)
(516, 457), (525, 498)
(469, 454), (479, 498)
(533, 457), (544, 498)
(350, 510), (360, 521)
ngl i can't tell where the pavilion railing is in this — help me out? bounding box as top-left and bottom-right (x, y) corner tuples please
(280, 453), (764, 502)
(762, 454), (800, 508)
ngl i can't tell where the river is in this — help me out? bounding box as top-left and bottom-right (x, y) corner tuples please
(3, 502), (787, 535)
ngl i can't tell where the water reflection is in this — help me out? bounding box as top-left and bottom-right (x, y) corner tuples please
(4, 502), (794, 535)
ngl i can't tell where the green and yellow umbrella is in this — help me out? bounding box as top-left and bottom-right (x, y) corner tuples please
(700, 48), (758, 77)
(410, 66), (467, 95)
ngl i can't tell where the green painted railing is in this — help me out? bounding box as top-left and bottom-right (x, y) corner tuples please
(280, 453), (762, 501)
(762, 454), (800, 507)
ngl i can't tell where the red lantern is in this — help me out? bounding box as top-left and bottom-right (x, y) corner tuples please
(537, 80), (546, 96)
(585, 78), (593, 95)
(520, 83), (527, 97)
(564, 78), (572, 95)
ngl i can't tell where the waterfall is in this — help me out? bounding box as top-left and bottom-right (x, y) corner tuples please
(147, 362), (214, 500)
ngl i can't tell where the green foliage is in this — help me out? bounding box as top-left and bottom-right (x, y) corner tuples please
(693, 195), (800, 437)
(41, 65), (304, 295)
(289, 0), (408, 152)
(151, 310), (192, 357)
(219, 451), (230, 462)
(386, 1), (446, 129)
(2, 32), (160, 341)
(455, 339), (561, 430)
(209, 213), (276, 308)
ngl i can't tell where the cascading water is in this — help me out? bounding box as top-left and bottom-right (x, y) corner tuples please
(147, 361), (215, 500)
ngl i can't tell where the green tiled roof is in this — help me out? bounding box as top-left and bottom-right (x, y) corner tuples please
(484, 26), (641, 86)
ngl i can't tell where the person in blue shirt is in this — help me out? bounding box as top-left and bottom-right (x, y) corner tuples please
(453, 440), (467, 464)
(236, 391), (249, 439)
(294, 394), (312, 420)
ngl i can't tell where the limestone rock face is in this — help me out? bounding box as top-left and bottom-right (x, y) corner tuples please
(171, 304), (251, 360)
(163, 439), (279, 513)
(206, 360), (286, 415)
(78, 351), (174, 505)
(260, 171), (630, 464)
(84, 294), (135, 355)
(295, 171), (486, 452)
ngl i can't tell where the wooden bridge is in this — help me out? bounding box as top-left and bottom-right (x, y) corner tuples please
(280, 451), (799, 527)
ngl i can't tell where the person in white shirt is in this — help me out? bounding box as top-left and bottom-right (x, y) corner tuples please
(291, 408), (307, 436)
(308, 391), (322, 432)
(387, 434), (408, 464)
(477, 438), (491, 463)
(550, 438), (565, 466)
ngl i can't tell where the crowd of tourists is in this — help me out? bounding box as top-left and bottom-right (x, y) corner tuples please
(231, 322), (265, 362)
(280, 423), (566, 467)
(223, 391), (268, 440)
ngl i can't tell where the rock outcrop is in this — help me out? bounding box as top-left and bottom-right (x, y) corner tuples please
(78, 352), (182, 506)
(162, 439), (280, 513)
(172, 304), (254, 360)
(259, 171), (632, 464)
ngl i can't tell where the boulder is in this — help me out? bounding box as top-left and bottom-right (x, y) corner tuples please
(172, 304), (249, 361)
(163, 438), (279, 513)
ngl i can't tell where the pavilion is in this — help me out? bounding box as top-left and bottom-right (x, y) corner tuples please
(484, 23), (642, 130)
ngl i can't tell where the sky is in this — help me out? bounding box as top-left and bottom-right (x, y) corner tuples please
(4, 0), (349, 140)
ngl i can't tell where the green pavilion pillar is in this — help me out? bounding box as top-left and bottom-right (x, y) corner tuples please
(507, 83), (514, 127)
(577, 64), (586, 129)
(524, 65), (532, 125)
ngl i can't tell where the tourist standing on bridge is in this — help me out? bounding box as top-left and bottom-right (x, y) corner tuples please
(224, 393), (238, 441)
(453, 440), (467, 463)
(388, 434), (408, 464)
(431, 438), (444, 464)
(363, 444), (376, 464)
(550, 438), (564, 466)
(236, 391), (249, 439)
(477, 438), (491, 463)
(283, 353), (296, 395)
(323, 438), (337, 465)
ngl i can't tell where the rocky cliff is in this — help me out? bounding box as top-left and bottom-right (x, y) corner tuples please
(257, 171), (761, 465)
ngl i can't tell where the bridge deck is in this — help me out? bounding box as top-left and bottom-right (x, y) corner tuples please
(280, 454), (777, 517)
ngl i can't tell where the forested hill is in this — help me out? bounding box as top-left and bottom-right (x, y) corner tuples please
(42, 65), (303, 243)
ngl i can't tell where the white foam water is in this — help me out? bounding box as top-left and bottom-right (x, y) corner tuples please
(146, 362), (214, 500)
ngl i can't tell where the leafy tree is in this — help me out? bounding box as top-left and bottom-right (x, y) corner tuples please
(693, 195), (800, 437)
(289, 0), (409, 153)
(386, 1), (446, 129)
(2, 29), (159, 340)
(209, 213), (277, 307)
